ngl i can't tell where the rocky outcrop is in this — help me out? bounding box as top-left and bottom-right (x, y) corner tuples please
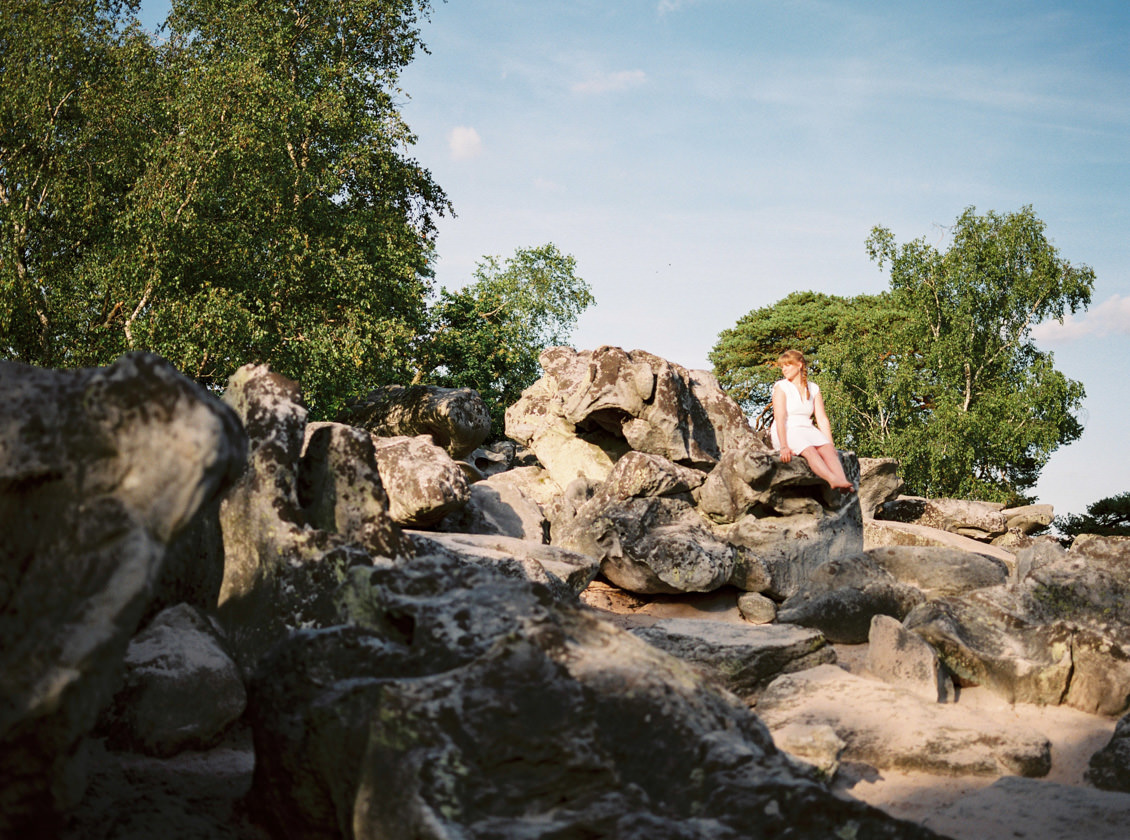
(857, 457), (904, 519)
(97, 604), (245, 757)
(865, 545), (1010, 597)
(776, 552), (926, 643)
(0, 353), (246, 834)
(336, 383), (492, 459)
(630, 618), (836, 698)
(369, 434), (470, 526)
(758, 664), (1051, 777)
(216, 365), (390, 670)
(877, 495), (1008, 541)
(246, 554), (938, 839)
(867, 614), (956, 702)
(904, 536), (1130, 716)
(865, 518), (1017, 573)
(505, 346), (761, 485)
(1088, 711), (1130, 792)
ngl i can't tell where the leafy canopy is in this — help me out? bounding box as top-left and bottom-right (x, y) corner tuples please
(1055, 492), (1130, 540)
(1, 0), (448, 417)
(414, 243), (595, 434)
(711, 206), (1095, 503)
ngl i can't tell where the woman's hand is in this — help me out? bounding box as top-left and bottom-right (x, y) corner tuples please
(779, 446), (793, 463)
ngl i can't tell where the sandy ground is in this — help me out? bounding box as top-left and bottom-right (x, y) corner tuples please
(581, 582), (1129, 840)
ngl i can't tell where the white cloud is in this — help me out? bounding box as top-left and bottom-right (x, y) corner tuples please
(448, 126), (482, 160)
(1032, 294), (1130, 344)
(571, 69), (647, 95)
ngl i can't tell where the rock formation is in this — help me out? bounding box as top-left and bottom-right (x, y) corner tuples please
(0, 353), (246, 834)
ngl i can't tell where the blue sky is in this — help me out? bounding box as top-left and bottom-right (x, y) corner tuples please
(139, 1), (1130, 518)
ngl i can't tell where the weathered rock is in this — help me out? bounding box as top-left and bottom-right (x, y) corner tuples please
(1088, 711), (1130, 792)
(903, 590), (1075, 707)
(864, 545), (1010, 598)
(737, 591), (778, 624)
(369, 434), (470, 527)
(925, 776), (1130, 840)
(630, 618), (835, 698)
(877, 495), (1008, 541)
(405, 530), (600, 597)
(758, 664), (1051, 777)
(336, 383), (491, 459)
(776, 553), (925, 644)
(506, 346), (762, 475)
(771, 723), (846, 781)
(866, 614), (956, 702)
(720, 497), (864, 599)
(1001, 503), (1055, 535)
(97, 604), (246, 757)
(0, 353), (246, 834)
(695, 446), (861, 525)
(246, 555), (938, 839)
(298, 422), (404, 555)
(438, 472), (548, 541)
(864, 518), (1017, 574)
(598, 450), (707, 502)
(557, 495), (739, 594)
(857, 457), (904, 519)
(217, 365), (383, 671)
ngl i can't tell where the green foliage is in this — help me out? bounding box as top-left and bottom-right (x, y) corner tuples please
(414, 243), (594, 434)
(1, 0), (448, 417)
(711, 206), (1094, 502)
(1055, 492), (1130, 539)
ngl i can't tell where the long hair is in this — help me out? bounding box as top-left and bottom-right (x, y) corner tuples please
(777, 349), (809, 400)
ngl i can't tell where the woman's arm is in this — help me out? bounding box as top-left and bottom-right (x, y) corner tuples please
(772, 382), (793, 462)
(813, 388), (835, 447)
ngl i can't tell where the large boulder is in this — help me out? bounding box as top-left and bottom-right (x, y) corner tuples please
(1088, 711), (1130, 792)
(864, 518), (1016, 574)
(857, 457), (903, 519)
(758, 664), (1051, 777)
(0, 353), (246, 834)
(505, 346), (762, 485)
(369, 434), (470, 527)
(877, 495), (1008, 541)
(96, 603), (246, 757)
(864, 545), (1010, 598)
(630, 618), (836, 698)
(246, 554), (940, 839)
(776, 553), (925, 644)
(866, 614), (956, 703)
(298, 422), (404, 555)
(216, 365), (388, 671)
(336, 383), (491, 459)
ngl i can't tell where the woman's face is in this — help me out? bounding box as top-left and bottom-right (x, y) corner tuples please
(780, 360), (802, 380)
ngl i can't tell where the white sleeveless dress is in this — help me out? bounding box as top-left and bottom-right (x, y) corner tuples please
(770, 379), (830, 452)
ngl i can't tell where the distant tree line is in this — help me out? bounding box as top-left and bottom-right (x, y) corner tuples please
(0, 0), (592, 426)
(711, 207), (1095, 504)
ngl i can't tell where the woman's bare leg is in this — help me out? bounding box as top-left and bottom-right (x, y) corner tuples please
(799, 444), (854, 491)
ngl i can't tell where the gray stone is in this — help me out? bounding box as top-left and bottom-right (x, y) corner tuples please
(924, 776), (1130, 840)
(369, 434), (470, 527)
(864, 545), (1009, 598)
(866, 614), (956, 702)
(0, 353), (246, 833)
(1002, 503), (1055, 535)
(1088, 711), (1130, 792)
(857, 457), (904, 520)
(772, 723), (846, 781)
(758, 664), (1051, 777)
(630, 617), (835, 697)
(298, 422), (403, 555)
(737, 591), (778, 624)
(246, 555), (935, 839)
(438, 475), (548, 541)
(776, 554), (925, 644)
(216, 365), (385, 671)
(336, 383), (491, 459)
(877, 496), (1008, 540)
(406, 530), (600, 597)
(864, 519), (1017, 574)
(97, 604), (246, 757)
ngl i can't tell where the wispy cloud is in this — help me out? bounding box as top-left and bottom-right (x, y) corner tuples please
(448, 126), (482, 160)
(571, 69), (647, 95)
(1032, 294), (1130, 344)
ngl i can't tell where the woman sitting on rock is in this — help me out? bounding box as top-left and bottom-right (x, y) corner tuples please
(770, 349), (855, 492)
